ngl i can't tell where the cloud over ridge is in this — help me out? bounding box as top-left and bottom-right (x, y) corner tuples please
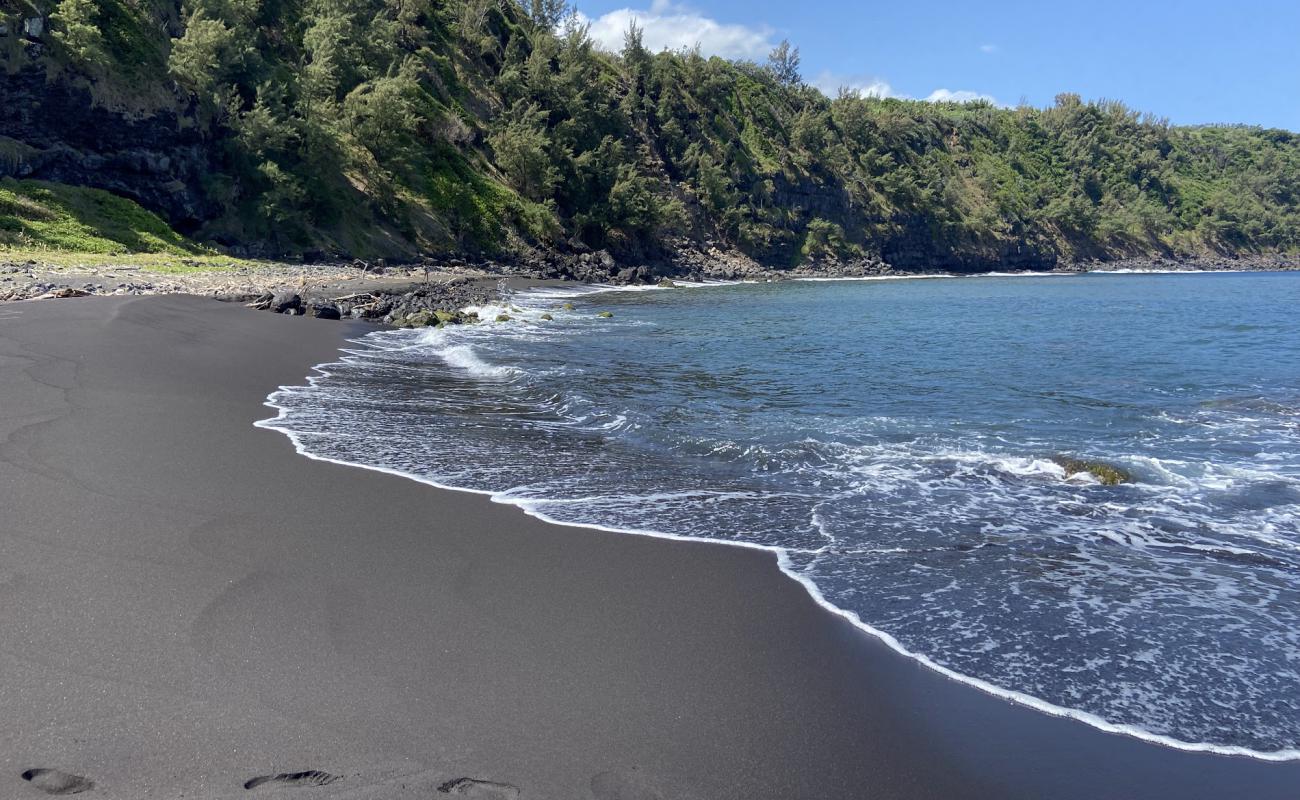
(576, 0), (775, 60)
(578, 3), (998, 106)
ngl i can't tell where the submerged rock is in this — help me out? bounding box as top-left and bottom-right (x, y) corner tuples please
(1053, 457), (1132, 486)
(539, 313), (553, 321)
(597, 311), (614, 318)
(561, 302), (576, 311)
(495, 313), (511, 322)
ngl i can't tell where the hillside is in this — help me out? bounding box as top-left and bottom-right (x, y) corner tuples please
(2, 0), (1299, 274)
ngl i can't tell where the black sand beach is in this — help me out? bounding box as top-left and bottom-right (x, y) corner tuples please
(2, 295), (1298, 799)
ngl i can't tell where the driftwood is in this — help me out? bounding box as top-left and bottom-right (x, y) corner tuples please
(330, 292), (377, 303)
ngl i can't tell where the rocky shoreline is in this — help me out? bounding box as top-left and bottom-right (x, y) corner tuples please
(1058, 253), (1300, 273)
(3, 249), (1297, 329)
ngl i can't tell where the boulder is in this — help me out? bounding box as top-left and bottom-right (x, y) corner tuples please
(539, 313), (553, 321)
(495, 314), (511, 322)
(22, 17), (43, 39)
(271, 292), (302, 314)
(657, 278), (678, 288)
(1053, 457), (1132, 486)
(405, 310), (434, 327)
(310, 302), (341, 320)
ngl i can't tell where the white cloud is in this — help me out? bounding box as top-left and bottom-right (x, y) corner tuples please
(923, 88), (998, 104)
(811, 72), (898, 99)
(572, 11), (1002, 106)
(813, 73), (999, 106)
(575, 0), (776, 60)
(979, 43), (999, 54)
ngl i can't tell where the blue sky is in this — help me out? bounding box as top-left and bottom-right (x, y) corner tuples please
(572, 0), (1300, 130)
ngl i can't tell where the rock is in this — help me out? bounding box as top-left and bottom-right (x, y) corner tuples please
(539, 313), (553, 321)
(405, 310), (435, 327)
(597, 311), (614, 318)
(657, 278), (678, 288)
(561, 302), (576, 311)
(1053, 457), (1132, 486)
(495, 314), (511, 322)
(310, 302), (341, 320)
(0, 22), (9, 36)
(22, 17), (43, 39)
(271, 292), (301, 314)
(434, 309), (458, 324)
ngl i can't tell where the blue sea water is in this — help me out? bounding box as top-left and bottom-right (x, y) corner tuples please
(261, 271), (1300, 757)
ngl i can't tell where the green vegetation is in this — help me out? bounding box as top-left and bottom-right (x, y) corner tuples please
(0, 178), (207, 255)
(11, 0), (1300, 265)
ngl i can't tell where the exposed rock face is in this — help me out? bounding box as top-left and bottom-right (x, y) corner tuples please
(0, 64), (217, 230)
(881, 216), (1058, 272)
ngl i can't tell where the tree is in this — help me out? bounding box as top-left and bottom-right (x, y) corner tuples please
(50, 0), (108, 72)
(622, 19), (650, 79)
(168, 14), (243, 110)
(489, 101), (560, 201)
(527, 0), (570, 30)
(767, 39), (801, 86)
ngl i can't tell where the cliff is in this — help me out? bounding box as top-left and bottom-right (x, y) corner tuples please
(1, 0), (1297, 276)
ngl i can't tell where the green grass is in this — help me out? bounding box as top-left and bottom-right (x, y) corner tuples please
(0, 178), (208, 255)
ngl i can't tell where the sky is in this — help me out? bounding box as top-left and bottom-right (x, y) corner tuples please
(571, 0), (1300, 130)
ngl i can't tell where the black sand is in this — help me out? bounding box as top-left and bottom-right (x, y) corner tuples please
(1, 295), (1297, 798)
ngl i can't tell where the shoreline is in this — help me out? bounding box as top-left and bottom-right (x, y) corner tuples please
(2, 249), (1297, 310)
(264, 273), (1300, 764)
(3, 295), (1300, 798)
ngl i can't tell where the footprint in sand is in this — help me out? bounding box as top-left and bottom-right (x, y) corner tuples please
(437, 777), (521, 799)
(20, 768), (94, 796)
(244, 771), (340, 790)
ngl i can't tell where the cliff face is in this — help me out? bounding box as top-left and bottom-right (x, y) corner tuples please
(0, 61), (216, 231)
(1, 0), (1297, 270)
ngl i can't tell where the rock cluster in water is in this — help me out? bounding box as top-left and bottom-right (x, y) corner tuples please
(241, 277), (503, 327)
(1052, 456), (1133, 486)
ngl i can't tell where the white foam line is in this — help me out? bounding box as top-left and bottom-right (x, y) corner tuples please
(794, 271), (1081, 283)
(254, 332), (1300, 766)
(1087, 268), (1266, 275)
(513, 278), (748, 308)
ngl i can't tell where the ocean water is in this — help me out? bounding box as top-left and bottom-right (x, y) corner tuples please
(260, 272), (1300, 758)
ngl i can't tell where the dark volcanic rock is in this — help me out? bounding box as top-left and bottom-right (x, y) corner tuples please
(309, 302), (341, 320)
(271, 292), (302, 314)
(0, 64), (218, 229)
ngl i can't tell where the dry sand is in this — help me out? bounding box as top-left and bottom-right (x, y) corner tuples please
(1, 295), (1298, 799)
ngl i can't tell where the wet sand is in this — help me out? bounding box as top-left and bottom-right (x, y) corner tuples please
(1, 295), (1297, 799)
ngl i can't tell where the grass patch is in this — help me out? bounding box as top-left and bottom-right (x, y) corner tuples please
(0, 178), (208, 255)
